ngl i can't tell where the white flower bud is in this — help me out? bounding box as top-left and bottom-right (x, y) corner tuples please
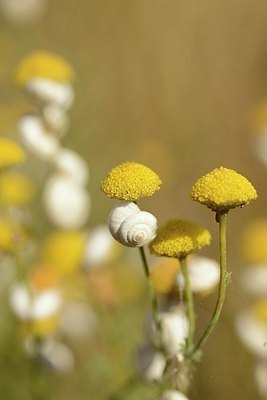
(160, 307), (189, 357)
(43, 174), (90, 229)
(9, 282), (62, 321)
(0, 0), (47, 24)
(240, 264), (267, 297)
(161, 390), (189, 400)
(19, 115), (59, 160)
(235, 309), (267, 358)
(26, 78), (74, 110)
(176, 255), (220, 294)
(53, 148), (89, 185)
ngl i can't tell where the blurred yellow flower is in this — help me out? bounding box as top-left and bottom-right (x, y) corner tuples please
(0, 219), (30, 252)
(30, 264), (60, 291)
(241, 219), (267, 264)
(42, 230), (86, 276)
(0, 172), (35, 206)
(251, 101), (267, 130)
(149, 219), (211, 258)
(0, 220), (14, 251)
(24, 314), (60, 337)
(191, 167), (257, 212)
(101, 161), (162, 201)
(252, 299), (267, 324)
(0, 137), (25, 169)
(150, 257), (179, 294)
(14, 51), (75, 86)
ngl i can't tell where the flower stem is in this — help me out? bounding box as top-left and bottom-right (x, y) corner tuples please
(188, 212), (228, 357)
(138, 246), (161, 347)
(180, 256), (195, 350)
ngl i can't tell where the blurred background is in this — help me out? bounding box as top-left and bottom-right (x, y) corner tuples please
(1, 0), (267, 399)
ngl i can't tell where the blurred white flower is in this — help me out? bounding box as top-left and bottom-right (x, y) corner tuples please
(254, 360), (267, 397)
(0, 0), (47, 25)
(176, 255), (220, 294)
(9, 282), (62, 321)
(53, 148), (89, 185)
(235, 308), (267, 359)
(240, 264), (267, 297)
(25, 337), (74, 373)
(19, 115), (59, 160)
(161, 390), (189, 400)
(251, 131), (267, 167)
(84, 225), (118, 269)
(43, 105), (69, 137)
(59, 301), (97, 342)
(38, 339), (74, 373)
(26, 78), (75, 110)
(43, 174), (90, 229)
(136, 344), (166, 382)
(160, 306), (189, 357)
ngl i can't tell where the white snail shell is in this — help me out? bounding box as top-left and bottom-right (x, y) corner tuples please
(108, 201), (157, 247)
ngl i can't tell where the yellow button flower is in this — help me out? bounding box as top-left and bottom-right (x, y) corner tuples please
(101, 161), (162, 201)
(149, 219), (211, 258)
(190, 167), (257, 212)
(0, 172), (35, 206)
(14, 51), (75, 86)
(240, 219), (267, 264)
(0, 138), (25, 169)
(42, 230), (86, 276)
(150, 257), (179, 293)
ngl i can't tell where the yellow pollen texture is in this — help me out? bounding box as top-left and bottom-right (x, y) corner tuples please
(0, 138), (25, 169)
(14, 51), (75, 86)
(149, 219), (211, 258)
(101, 161), (162, 201)
(190, 167), (257, 212)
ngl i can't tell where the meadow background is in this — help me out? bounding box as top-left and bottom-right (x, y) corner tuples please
(0, 0), (267, 399)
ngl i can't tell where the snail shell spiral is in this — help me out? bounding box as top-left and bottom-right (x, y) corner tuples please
(108, 201), (157, 247)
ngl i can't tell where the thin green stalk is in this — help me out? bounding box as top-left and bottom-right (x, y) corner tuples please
(189, 212), (228, 357)
(180, 256), (195, 350)
(138, 246), (161, 346)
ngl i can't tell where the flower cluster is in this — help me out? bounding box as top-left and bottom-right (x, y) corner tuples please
(236, 219), (267, 397)
(15, 50), (90, 229)
(102, 162), (257, 398)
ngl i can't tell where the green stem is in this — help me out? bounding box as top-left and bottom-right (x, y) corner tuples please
(189, 212), (228, 357)
(180, 256), (195, 350)
(138, 246), (161, 347)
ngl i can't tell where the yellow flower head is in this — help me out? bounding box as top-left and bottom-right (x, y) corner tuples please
(240, 218), (267, 264)
(42, 230), (86, 277)
(149, 219), (211, 258)
(252, 299), (267, 324)
(150, 257), (179, 294)
(0, 138), (25, 169)
(190, 167), (257, 212)
(0, 172), (35, 206)
(14, 51), (75, 86)
(101, 161), (162, 201)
